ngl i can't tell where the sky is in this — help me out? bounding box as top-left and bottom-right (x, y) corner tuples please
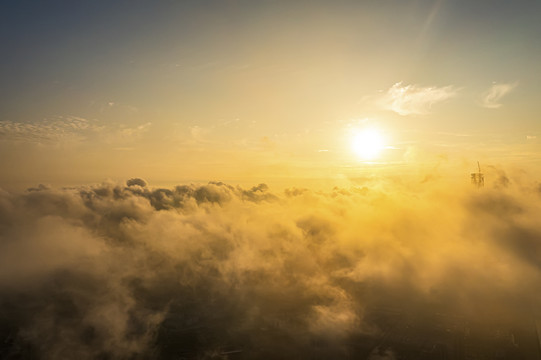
(1, 0), (541, 189)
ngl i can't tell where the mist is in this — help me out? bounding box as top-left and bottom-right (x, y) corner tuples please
(1, 174), (541, 359)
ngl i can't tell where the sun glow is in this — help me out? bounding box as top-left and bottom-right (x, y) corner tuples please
(351, 128), (386, 160)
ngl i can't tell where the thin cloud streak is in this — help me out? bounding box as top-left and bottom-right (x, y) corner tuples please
(0, 116), (102, 144)
(0, 117), (151, 146)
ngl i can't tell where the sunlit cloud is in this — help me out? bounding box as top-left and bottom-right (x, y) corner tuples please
(378, 82), (458, 116)
(1, 173), (541, 357)
(480, 82), (518, 109)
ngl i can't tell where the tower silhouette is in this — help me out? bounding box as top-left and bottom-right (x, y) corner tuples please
(471, 161), (484, 188)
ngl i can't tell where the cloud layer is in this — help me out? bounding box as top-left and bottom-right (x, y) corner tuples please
(1, 176), (541, 358)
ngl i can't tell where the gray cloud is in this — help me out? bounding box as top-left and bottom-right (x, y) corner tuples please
(127, 178), (148, 187)
(1, 176), (541, 358)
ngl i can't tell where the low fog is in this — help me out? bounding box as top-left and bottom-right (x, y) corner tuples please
(1, 173), (541, 359)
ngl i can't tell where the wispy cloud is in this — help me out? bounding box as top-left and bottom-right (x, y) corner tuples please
(378, 82), (458, 116)
(0, 116), (151, 146)
(0, 116), (103, 145)
(173, 118), (250, 149)
(102, 122), (152, 144)
(480, 82), (518, 109)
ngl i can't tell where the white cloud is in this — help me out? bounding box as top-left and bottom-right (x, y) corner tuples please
(378, 82), (458, 116)
(480, 82), (518, 109)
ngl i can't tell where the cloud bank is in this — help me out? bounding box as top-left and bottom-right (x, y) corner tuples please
(378, 82), (458, 116)
(480, 82), (518, 109)
(1, 176), (541, 358)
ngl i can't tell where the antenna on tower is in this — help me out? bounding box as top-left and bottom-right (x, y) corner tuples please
(471, 161), (484, 188)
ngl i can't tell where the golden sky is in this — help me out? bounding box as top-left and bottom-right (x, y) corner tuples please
(1, 0), (540, 188)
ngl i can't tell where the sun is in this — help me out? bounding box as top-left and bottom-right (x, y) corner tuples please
(351, 128), (386, 160)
